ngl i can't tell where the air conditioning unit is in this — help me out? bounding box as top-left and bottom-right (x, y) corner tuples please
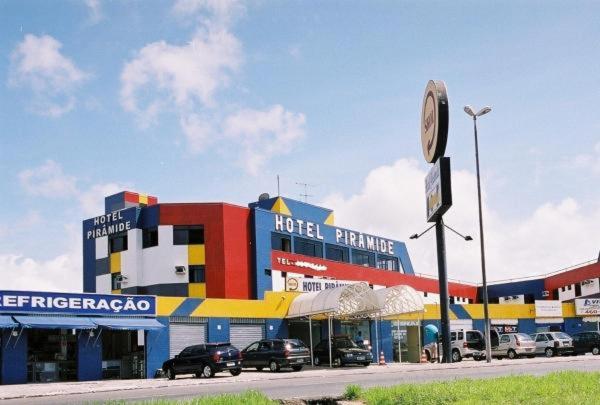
(175, 266), (187, 275)
(582, 279), (595, 286)
(114, 275), (128, 283)
(541, 290), (550, 297)
(512, 295), (519, 300)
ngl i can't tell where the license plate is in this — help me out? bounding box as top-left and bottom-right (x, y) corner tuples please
(356, 356), (365, 360)
(295, 358), (304, 363)
(227, 362), (235, 367)
(525, 349), (532, 352)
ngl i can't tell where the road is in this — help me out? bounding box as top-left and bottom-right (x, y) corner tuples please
(2, 356), (600, 404)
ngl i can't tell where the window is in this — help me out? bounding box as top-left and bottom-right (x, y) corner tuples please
(271, 232), (291, 252)
(524, 294), (535, 304)
(179, 347), (193, 357)
(424, 292), (428, 297)
(535, 334), (546, 342)
(500, 335), (510, 343)
(325, 244), (349, 262)
(294, 237), (323, 258)
(109, 233), (128, 253)
(377, 255), (399, 271)
(264, 269), (272, 276)
(245, 342), (259, 352)
(189, 265), (205, 283)
(173, 225), (204, 245)
(351, 249), (375, 267)
(575, 283), (582, 297)
(568, 284), (572, 291)
(142, 227), (158, 248)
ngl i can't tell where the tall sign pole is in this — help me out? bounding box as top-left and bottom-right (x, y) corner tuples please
(420, 80), (452, 363)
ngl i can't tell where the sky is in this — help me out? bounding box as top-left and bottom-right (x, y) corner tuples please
(1, 0), (599, 292)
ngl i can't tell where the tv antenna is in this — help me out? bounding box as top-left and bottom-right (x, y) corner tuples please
(296, 182), (315, 202)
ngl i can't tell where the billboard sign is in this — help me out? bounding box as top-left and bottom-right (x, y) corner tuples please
(535, 300), (563, 317)
(421, 80), (449, 163)
(575, 298), (600, 316)
(425, 157), (452, 222)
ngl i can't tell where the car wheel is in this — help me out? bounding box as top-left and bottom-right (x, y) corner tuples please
(507, 349), (517, 360)
(292, 366), (303, 372)
(362, 362), (370, 367)
(313, 356), (320, 366)
(451, 349), (462, 363)
(201, 365), (215, 378)
(269, 360), (280, 372)
(255, 366), (264, 371)
(229, 368), (242, 376)
(333, 357), (342, 367)
(528, 355), (536, 358)
(194, 371), (202, 378)
(473, 355), (483, 361)
(166, 367), (176, 380)
(592, 347), (600, 355)
(545, 348), (554, 357)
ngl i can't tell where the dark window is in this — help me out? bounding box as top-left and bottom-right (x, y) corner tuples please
(449, 296), (456, 304)
(294, 237), (323, 258)
(552, 289), (559, 300)
(189, 265), (205, 283)
(524, 294), (535, 304)
(489, 297), (500, 304)
(142, 227), (158, 248)
(575, 283), (582, 297)
(325, 244), (349, 262)
(264, 269), (272, 276)
(179, 347), (193, 357)
(271, 232), (291, 252)
(173, 225), (204, 245)
(109, 233), (128, 253)
(351, 249), (375, 267)
(377, 254), (399, 271)
(424, 292), (428, 297)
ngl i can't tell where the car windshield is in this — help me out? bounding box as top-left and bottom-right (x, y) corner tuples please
(516, 333), (533, 341)
(335, 339), (358, 348)
(556, 333), (571, 340)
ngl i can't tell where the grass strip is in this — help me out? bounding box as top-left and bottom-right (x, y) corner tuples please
(102, 390), (277, 405)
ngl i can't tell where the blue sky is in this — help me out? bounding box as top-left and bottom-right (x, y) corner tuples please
(1, 1), (599, 291)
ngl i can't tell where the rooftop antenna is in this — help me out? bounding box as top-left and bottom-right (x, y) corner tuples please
(277, 175), (280, 196)
(296, 182), (315, 203)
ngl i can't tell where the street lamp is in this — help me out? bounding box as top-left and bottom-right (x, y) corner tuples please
(464, 104), (492, 363)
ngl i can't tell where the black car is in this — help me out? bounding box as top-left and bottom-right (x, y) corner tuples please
(313, 336), (373, 367)
(162, 343), (242, 379)
(241, 339), (310, 372)
(572, 331), (600, 355)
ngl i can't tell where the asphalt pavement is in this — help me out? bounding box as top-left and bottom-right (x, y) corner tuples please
(2, 355), (600, 404)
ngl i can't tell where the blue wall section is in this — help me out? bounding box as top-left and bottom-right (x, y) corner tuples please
(486, 279), (546, 301)
(83, 235), (96, 293)
(266, 319), (288, 339)
(208, 318), (230, 343)
(146, 317), (170, 379)
(77, 331), (102, 381)
(369, 320), (393, 362)
(1, 329), (27, 385)
(517, 319), (537, 335)
(252, 209), (275, 299)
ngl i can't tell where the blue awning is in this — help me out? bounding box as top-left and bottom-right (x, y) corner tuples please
(14, 316), (96, 329)
(0, 315), (17, 328)
(92, 318), (165, 330)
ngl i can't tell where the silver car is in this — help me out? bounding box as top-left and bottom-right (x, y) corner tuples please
(491, 333), (536, 359)
(530, 332), (574, 357)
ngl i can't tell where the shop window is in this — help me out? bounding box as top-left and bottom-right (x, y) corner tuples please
(351, 249), (375, 267)
(271, 232), (291, 252)
(575, 283), (582, 297)
(377, 254), (399, 271)
(173, 225), (204, 245)
(142, 227), (158, 249)
(325, 244), (349, 262)
(189, 265), (205, 283)
(109, 233), (128, 253)
(294, 237), (323, 258)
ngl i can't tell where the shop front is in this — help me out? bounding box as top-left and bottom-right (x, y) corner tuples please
(0, 291), (163, 385)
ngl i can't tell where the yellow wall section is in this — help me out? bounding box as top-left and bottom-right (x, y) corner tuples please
(190, 291), (298, 318)
(139, 194), (148, 204)
(271, 197), (292, 216)
(110, 253), (121, 273)
(188, 245), (205, 265)
(111, 289), (121, 294)
(189, 283), (206, 298)
(157, 297), (187, 316)
(324, 212), (335, 226)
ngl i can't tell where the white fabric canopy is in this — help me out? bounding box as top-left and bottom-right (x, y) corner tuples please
(491, 319), (519, 326)
(286, 282), (379, 318)
(375, 285), (424, 317)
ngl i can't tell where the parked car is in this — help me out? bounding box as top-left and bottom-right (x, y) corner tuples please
(572, 331), (600, 355)
(312, 335), (373, 367)
(423, 330), (486, 362)
(241, 339), (310, 372)
(162, 343), (242, 379)
(491, 333), (536, 359)
(530, 332), (574, 357)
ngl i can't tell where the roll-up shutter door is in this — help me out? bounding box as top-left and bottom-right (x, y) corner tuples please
(169, 323), (207, 359)
(229, 324), (265, 351)
(450, 319), (473, 331)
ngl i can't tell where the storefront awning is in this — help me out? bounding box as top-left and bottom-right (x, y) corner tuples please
(0, 315), (18, 328)
(491, 319), (519, 326)
(375, 285), (424, 317)
(91, 317), (165, 330)
(14, 316), (96, 329)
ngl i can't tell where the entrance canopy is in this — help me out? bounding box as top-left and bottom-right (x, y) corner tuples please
(287, 283), (379, 319)
(375, 285), (424, 317)
(92, 317), (165, 330)
(14, 316), (96, 330)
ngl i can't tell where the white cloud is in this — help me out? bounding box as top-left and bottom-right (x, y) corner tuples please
(172, 0), (244, 26)
(571, 142), (600, 174)
(9, 34), (88, 117)
(78, 182), (126, 217)
(85, 0), (104, 24)
(320, 159), (600, 283)
(18, 160), (78, 198)
(223, 105), (306, 174)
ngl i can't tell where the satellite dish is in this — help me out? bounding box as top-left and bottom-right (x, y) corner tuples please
(258, 193), (270, 201)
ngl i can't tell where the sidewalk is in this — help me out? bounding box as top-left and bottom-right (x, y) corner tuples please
(0, 355), (594, 401)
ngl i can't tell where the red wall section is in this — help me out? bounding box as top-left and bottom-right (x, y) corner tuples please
(271, 252), (478, 299)
(159, 203), (251, 299)
(544, 262), (600, 294)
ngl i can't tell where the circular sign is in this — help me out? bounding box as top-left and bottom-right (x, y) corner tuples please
(286, 277), (299, 291)
(420, 80), (449, 163)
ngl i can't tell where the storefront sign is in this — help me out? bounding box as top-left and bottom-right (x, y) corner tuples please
(421, 80), (449, 164)
(425, 157), (452, 222)
(535, 300), (563, 317)
(493, 325), (518, 333)
(86, 210), (132, 239)
(0, 291), (156, 316)
(274, 215), (395, 254)
(285, 277), (358, 293)
(575, 298), (600, 316)
(276, 257), (327, 271)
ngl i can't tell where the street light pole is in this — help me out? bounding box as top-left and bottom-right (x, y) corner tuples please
(464, 105), (492, 363)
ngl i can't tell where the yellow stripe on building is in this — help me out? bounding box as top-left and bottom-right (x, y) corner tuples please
(110, 252), (121, 273)
(156, 297), (187, 316)
(190, 291), (298, 318)
(188, 245), (205, 265)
